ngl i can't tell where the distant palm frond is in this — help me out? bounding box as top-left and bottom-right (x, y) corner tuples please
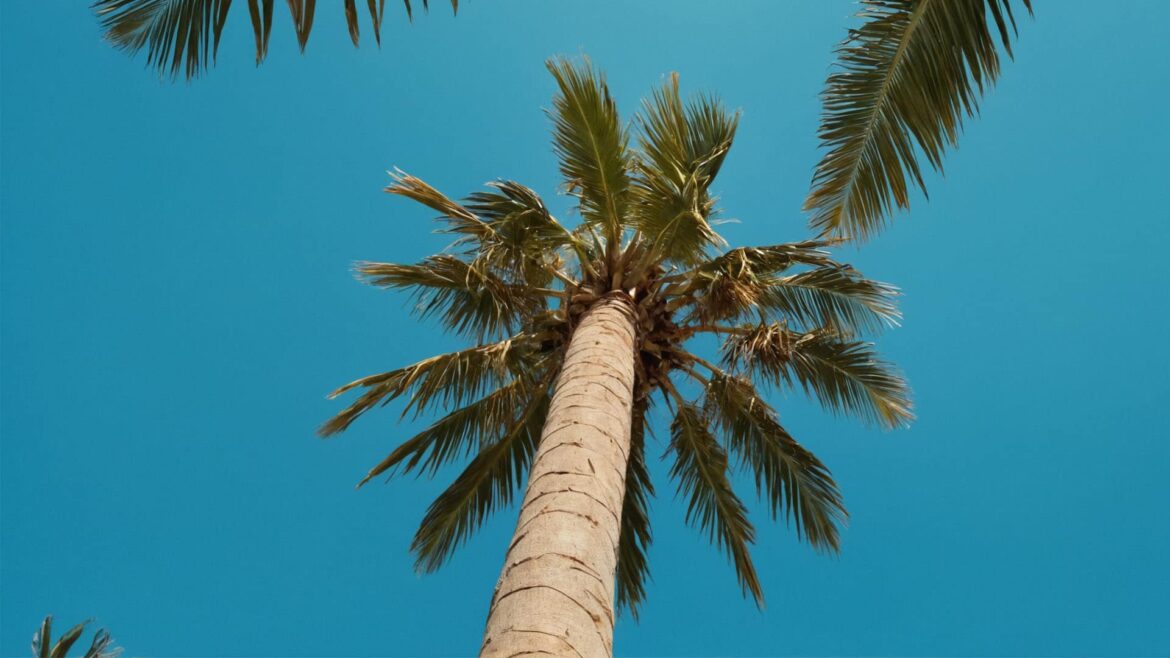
(93, 0), (457, 79)
(31, 616), (120, 658)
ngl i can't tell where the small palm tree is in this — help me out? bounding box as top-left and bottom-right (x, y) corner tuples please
(31, 616), (120, 658)
(322, 58), (913, 657)
(92, 0), (457, 79)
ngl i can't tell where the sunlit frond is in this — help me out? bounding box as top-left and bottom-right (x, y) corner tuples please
(464, 181), (575, 285)
(547, 58), (631, 248)
(615, 398), (655, 618)
(385, 170), (491, 240)
(724, 324), (913, 429)
(678, 241), (848, 324)
(805, 0), (1032, 239)
(704, 374), (845, 551)
(631, 74), (737, 266)
(761, 265), (900, 334)
(669, 402), (763, 605)
(356, 378), (530, 485)
(357, 256), (543, 340)
(411, 377), (552, 572)
(319, 335), (538, 436)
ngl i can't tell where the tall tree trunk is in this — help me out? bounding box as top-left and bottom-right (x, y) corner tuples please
(480, 292), (638, 658)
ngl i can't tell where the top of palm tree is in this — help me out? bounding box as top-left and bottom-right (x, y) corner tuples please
(31, 616), (120, 658)
(321, 57), (913, 616)
(805, 0), (1032, 240)
(92, 0), (458, 80)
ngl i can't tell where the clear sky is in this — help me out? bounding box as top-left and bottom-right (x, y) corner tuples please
(2, 1), (1168, 656)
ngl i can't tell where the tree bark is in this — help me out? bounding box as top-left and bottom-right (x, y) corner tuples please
(480, 292), (638, 658)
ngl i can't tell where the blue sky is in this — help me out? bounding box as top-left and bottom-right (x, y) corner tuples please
(2, 1), (1168, 656)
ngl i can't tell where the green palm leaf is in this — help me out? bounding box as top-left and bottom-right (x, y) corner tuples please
(356, 378), (530, 485)
(615, 398), (655, 618)
(704, 374), (846, 551)
(805, 0), (1032, 239)
(319, 335), (538, 436)
(669, 402), (763, 605)
(631, 74), (737, 266)
(546, 58), (631, 253)
(724, 324), (914, 429)
(411, 377), (552, 572)
(357, 256), (543, 340)
(93, 0), (455, 79)
(94, 0), (232, 79)
(464, 181), (577, 284)
(761, 265), (901, 334)
(385, 170), (492, 241)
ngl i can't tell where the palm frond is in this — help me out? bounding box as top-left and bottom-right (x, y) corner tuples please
(410, 377), (552, 572)
(669, 402), (763, 605)
(724, 325), (914, 429)
(95, 0), (450, 79)
(546, 58), (631, 249)
(805, 0), (1032, 239)
(356, 378), (530, 485)
(761, 265), (900, 334)
(631, 74), (737, 266)
(385, 170), (492, 239)
(48, 620), (88, 658)
(704, 374), (846, 551)
(245, 0), (274, 64)
(464, 181), (576, 285)
(319, 335), (538, 436)
(285, 0), (316, 52)
(32, 617), (120, 658)
(357, 256), (543, 340)
(679, 240), (843, 324)
(615, 398), (654, 618)
(94, 0), (233, 79)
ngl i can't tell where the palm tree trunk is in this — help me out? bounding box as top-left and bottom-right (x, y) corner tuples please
(480, 292), (638, 658)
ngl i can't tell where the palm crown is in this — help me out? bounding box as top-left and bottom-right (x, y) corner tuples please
(321, 59), (913, 615)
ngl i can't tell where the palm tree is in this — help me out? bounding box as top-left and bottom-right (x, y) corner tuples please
(31, 616), (120, 658)
(91, 0), (458, 79)
(322, 58), (913, 657)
